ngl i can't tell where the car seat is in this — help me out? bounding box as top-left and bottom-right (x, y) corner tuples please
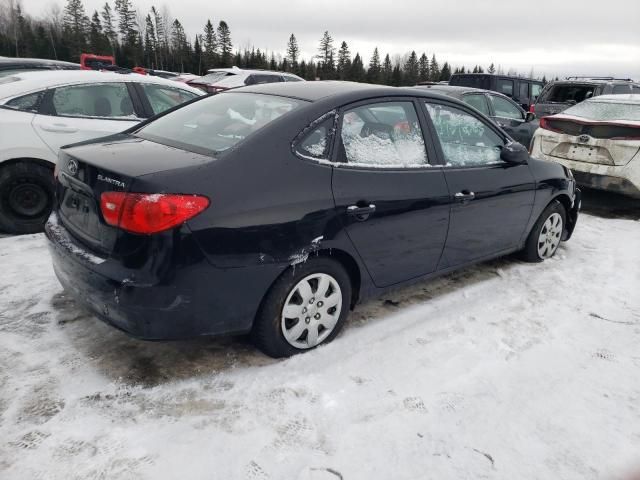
(93, 97), (112, 117)
(120, 97), (134, 116)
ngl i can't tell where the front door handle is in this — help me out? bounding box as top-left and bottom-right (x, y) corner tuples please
(454, 191), (475, 203)
(347, 204), (376, 220)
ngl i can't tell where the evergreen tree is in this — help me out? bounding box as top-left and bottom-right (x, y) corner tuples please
(418, 53), (429, 83)
(203, 19), (217, 69)
(336, 41), (350, 80)
(216, 20), (232, 67)
(391, 63), (402, 86)
(114, 0), (136, 45)
(151, 6), (166, 68)
(89, 10), (109, 54)
(143, 13), (156, 67)
(317, 31), (336, 79)
(348, 52), (365, 82)
(488, 63), (496, 74)
(403, 50), (419, 85)
(170, 19), (187, 70)
(286, 33), (299, 69)
(101, 2), (117, 55)
(439, 62), (451, 81)
(429, 54), (440, 81)
(367, 47), (381, 84)
(63, 0), (89, 60)
(382, 53), (393, 85)
(193, 34), (202, 74)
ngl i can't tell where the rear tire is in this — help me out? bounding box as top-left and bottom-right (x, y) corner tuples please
(252, 257), (352, 358)
(0, 162), (55, 235)
(521, 200), (566, 262)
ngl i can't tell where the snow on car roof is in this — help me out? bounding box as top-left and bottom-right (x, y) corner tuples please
(0, 70), (203, 100)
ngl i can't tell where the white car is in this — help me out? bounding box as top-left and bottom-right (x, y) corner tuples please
(530, 94), (640, 198)
(188, 67), (304, 94)
(0, 70), (203, 234)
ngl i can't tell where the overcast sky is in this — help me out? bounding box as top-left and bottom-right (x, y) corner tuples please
(23, 0), (640, 79)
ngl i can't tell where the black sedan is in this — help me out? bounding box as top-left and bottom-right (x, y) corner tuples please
(45, 81), (580, 357)
(414, 84), (539, 148)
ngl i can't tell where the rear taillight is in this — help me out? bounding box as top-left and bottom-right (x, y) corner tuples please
(100, 192), (209, 234)
(539, 117), (562, 133)
(529, 104), (535, 113)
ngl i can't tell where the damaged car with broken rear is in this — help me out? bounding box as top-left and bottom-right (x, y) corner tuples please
(45, 81), (580, 358)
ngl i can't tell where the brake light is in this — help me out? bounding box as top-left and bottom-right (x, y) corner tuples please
(529, 104), (535, 113)
(100, 192), (209, 234)
(539, 117), (562, 133)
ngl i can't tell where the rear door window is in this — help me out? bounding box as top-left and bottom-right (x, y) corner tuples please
(139, 83), (199, 115)
(496, 79), (514, 96)
(424, 102), (505, 167)
(3, 91), (44, 112)
(295, 116), (335, 160)
(339, 101), (428, 167)
(52, 83), (135, 118)
(462, 94), (490, 116)
(489, 95), (523, 120)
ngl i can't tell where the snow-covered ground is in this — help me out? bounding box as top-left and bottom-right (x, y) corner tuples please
(1, 211), (639, 480)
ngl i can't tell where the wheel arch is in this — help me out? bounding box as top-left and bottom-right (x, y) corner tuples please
(0, 157), (55, 172)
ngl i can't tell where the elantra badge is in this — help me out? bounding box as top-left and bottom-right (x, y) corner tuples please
(97, 174), (126, 188)
(67, 159), (78, 176)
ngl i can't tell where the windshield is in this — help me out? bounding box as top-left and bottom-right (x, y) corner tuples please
(136, 92), (304, 155)
(564, 100), (640, 122)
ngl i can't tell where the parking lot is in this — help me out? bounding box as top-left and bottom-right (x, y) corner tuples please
(0, 190), (639, 479)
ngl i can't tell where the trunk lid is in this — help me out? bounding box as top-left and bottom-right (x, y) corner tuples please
(55, 134), (215, 256)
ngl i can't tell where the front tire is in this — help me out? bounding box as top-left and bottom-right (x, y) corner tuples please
(252, 257), (352, 358)
(521, 200), (566, 262)
(0, 162), (55, 234)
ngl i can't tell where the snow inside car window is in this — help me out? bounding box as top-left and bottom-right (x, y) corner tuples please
(52, 83), (135, 119)
(425, 103), (504, 167)
(340, 102), (428, 167)
(136, 92), (303, 155)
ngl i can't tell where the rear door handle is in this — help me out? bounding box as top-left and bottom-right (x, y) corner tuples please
(454, 191), (475, 203)
(40, 124), (78, 133)
(347, 204), (376, 220)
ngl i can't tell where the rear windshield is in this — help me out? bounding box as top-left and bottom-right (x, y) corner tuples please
(198, 71), (235, 83)
(449, 75), (491, 89)
(136, 92), (304, 155)
(540, 84), (596, 104)
(564, 100), (640, 122)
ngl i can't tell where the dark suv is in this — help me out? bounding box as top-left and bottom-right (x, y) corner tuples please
(449, 73), (544, 111)
(533, 77), (640, 118)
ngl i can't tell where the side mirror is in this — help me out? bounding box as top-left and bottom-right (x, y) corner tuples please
(500, 142), (529, 164)
(525, 112), (536, 122)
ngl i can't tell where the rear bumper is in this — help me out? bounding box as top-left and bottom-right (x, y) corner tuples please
(45, 213), (283, 340)
(531, 154), (640, 200)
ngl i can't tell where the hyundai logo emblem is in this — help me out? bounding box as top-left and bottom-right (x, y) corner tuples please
(67, 159), (78, 176)
(578, 134), (590, 143)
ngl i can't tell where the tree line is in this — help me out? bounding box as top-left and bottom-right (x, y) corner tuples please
(0, 0), (544, 84)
